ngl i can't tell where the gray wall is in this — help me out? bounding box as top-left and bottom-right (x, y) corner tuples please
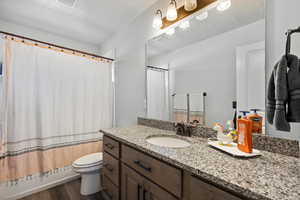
(266, 0), (300, 140)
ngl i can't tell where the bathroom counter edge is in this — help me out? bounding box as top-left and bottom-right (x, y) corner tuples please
(100, 125), (300, 200)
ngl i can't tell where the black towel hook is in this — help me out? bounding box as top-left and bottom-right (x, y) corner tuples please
(285, 26), (300, 59)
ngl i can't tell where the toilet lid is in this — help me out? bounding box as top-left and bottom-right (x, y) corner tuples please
(73, 152), (103, 167)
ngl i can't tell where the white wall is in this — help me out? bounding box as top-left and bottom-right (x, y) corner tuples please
(100, 0), (266, 127)
(0, 19), (101, 54)
(266, 0), (300, 141)
(100, 0), (300, 141)
(150, 20), (265, 127)
(100, 0), (170, 127)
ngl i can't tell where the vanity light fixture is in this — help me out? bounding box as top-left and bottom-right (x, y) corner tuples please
(153, 10), (163, 30)
(179, 20), (190, 30)
(166, 0), (178, 21)
(153, 0), (228, 30)
(196, 11), (208, 21)
(184, 0), (197, 11)
(217, 0), (231, 11)
(166, 28), (175, 36)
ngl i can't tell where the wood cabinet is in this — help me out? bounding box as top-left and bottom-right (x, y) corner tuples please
(121, 164), (177, 200)
(103, 136), (120, 200)
(122, 144), (182, 198)
(103, 135), (243, 200)
(183, 172), (242, 200)
(121, 164), (145, 200)
(103, 151), (119, 186)
(103, 135), (120, 158)
(103, 175), (119, 200)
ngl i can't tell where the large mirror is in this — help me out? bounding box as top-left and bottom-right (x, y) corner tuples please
(146, 0), (265, 133)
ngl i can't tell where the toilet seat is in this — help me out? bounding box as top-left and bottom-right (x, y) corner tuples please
(72, 152), (103, 195)
(73, 152), (103, 168)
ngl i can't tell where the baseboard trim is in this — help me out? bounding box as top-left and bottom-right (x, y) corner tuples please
(3, 174), (80, 200)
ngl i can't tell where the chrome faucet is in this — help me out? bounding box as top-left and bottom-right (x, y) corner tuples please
(174, 122), (195, 137)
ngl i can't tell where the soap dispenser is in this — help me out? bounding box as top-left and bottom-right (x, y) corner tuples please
(248, 109), (263, 134)
(237, 111), (253, 153)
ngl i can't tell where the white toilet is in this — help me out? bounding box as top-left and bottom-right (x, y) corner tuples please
(72, 152), (103, 195)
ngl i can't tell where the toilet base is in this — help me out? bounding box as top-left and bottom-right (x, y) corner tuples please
(80, 172), (102, 196)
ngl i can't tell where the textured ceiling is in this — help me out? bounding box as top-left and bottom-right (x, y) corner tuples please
(0, 0), (158, 46)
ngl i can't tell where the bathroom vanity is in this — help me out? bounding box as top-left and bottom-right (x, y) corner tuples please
(100, 124), (299, 200)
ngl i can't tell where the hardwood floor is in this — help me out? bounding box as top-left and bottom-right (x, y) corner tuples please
(20, 179), (105, 200)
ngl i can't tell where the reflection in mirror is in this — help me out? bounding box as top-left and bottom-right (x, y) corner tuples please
(172, 93), (206, 125)
(146, 66), (169, 121)
(236, 42), (266, 133)
(146, 0), (265, 133)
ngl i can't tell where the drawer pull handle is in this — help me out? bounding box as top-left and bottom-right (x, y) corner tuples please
(138, 185), (143, 200)
(104, 163), (114, 172)
(105, 143), (114, 149)
(134, 160), (152, 172)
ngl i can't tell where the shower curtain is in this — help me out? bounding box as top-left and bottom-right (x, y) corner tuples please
(0, 39), (113, 183)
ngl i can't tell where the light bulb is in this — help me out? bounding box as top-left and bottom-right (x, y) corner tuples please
(152, 10), (163, 30)
(196, 11), (208, 21)
(167, 0), (177, 21)
(217, 0), (231, 11)
(166, 28), (175, 36)
(179, 20), (190, 30)
(184, 0), (197, 11)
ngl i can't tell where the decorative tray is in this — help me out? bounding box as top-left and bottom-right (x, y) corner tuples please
(208, 140), (261, 158)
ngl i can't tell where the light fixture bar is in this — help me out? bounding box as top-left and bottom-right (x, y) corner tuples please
(161, 0), (217, 29)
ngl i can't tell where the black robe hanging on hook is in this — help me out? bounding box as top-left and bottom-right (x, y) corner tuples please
(286, 27), (300, 122)
(267, 27), (300, 132)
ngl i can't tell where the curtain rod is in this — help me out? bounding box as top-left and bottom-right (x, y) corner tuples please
(0, 31), (114, 62)
(147, 65), (169, 71)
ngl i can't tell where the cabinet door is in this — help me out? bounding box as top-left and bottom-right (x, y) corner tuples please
(121, 164), (144, 200)
(122, 164), (177, 200)
(188, 174), (241, 200)
(143, 178), (177, 200)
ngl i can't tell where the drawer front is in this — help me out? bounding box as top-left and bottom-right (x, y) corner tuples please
(189, 175), (242, 200)
(103, 135), (120, 158)
(103, 175), (119, 200)
(121, 144), (182, 198)
(103, 151), (119, 186)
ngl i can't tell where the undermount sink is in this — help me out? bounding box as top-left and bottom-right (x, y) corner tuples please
(146, 136), (191, 148)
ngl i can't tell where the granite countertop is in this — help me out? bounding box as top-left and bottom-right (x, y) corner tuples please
(100, 125), (300, 200)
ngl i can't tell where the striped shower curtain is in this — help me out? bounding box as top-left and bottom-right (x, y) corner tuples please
(0, 39), (113, 184)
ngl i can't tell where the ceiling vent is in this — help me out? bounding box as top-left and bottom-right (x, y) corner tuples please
(57, 0), (76, 7)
